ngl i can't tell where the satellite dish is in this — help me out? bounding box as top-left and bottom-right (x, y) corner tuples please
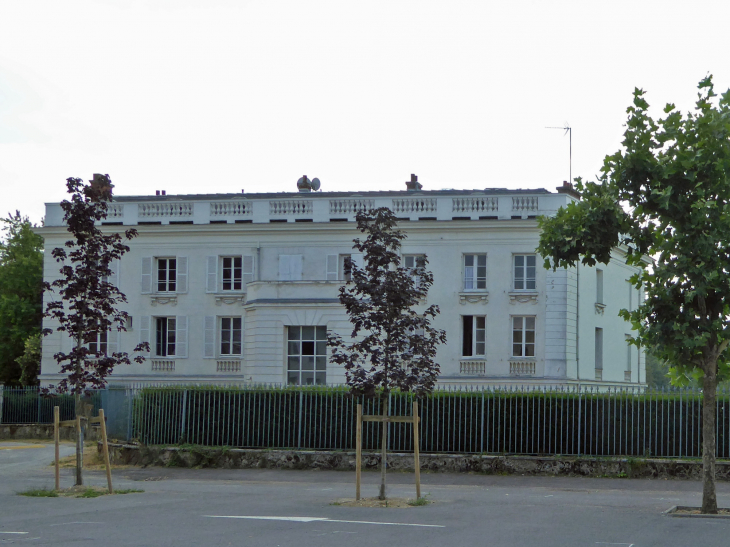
(311, 178), (321, 191)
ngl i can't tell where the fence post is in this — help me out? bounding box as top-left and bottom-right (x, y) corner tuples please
(126, 386), (134, 442)
(577, 386), (582, 456)
(480, 389), (485, 454)
(179, 389), (188, 444)
(297, 390), (303, 449)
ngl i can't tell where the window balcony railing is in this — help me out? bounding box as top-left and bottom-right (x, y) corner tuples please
(151, 359), (175, 372)
(460, 360), (486, 375)
(509, 360), (536, 376)
(217, 360), (242, 373)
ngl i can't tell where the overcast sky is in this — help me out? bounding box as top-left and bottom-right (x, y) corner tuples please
(1, 0), (729, 225)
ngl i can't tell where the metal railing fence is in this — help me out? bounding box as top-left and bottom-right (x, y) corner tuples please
(0, 387), (101, 424)
(129, 385), (730, 458)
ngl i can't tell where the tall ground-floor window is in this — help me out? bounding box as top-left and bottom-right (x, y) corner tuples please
(512, 316), (535, 358)
(220, 317), (242, 356)
(156, 317), (176, 357)
(462, 315), (486, 357)
(287, 326), (327, 385)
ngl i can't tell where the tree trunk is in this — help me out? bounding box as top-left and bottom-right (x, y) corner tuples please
(74, 337), (84, 487)
(75, 391), (84, 486)
(701, 364), (718, 514)
(378, 395), (389, 500)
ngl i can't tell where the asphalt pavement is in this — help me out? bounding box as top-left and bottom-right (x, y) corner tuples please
(2, 440), (730, 546)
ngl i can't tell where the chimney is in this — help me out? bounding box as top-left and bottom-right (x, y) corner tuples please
(297, 176), (311, 192)
(405, 174), (423, 191)
(155, 190), (160, 196)
(556, 181), (580, 199)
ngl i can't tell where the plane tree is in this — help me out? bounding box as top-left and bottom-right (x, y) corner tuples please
(537, 76), (730, 513)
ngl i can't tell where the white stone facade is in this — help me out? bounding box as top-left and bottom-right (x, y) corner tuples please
(38, 187), (645, 387)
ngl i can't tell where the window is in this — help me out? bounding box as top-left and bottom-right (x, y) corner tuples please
(222, 257), (242, 291)
(625, 334), (632, 373)
(220, 317), (242, 356)
(206, 255), (253, 293)
(404, 254), (426, 287)
(464, 254), (486, 289)
(512, 316), (535, 357)
(157, 258), (177, 292)
(88, 330), (108, 356)
(595, 328), (603, 370)
(462, 316), (486, 357)
(513, 255), (536, 290)
(340, 254), (352, 281)
(156, 317), (176, 357)
(287, 326), (327, 385)
(596, 269), (604, 304)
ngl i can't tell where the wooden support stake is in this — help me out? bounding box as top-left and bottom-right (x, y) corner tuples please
(413, 402), (421, 499)
(54, 406), (60, 492)
(356, 403), (362, 501)
(99, 409), (113, 494)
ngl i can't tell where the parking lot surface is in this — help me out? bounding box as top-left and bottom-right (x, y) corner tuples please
(2, 441), (730, 546)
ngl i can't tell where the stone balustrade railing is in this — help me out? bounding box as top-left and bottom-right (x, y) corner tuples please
(460, 360), (486, 375)
(151, 359), (176, 372)
(43, 191), (571, 227)
(509, 360), (536, 376)
(217, 360), (242, 373)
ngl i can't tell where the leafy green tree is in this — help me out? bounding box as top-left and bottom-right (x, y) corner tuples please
(538, 76), (730, 514)
(17, 332), (41, 386)
(328, 207), (446, 500)
(0, 212), (44, 386)
(44, 174), (148, 486)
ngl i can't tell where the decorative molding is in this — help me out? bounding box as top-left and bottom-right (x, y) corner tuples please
(217, 360), (242, 373)
(595, 302), (606, 315)
(150, 295), (178, 306)
(508, 292), (538, 305)
(151, 359), (175, 372)
(214, 293), (246, 306)
(509, 360), (536, 376)
(459, 292), (489, 305)
(460, 360), (486, 375)
(595, 368), (603, 381)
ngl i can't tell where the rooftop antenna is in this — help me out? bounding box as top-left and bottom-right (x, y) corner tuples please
(546, 123), (572, 183)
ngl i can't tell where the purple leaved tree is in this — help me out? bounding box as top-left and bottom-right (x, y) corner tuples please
(43, 174), (148, 486)
(328, 207), (446, 500)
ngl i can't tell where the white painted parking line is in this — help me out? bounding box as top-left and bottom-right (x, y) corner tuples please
(0, 532), (29, 535)
(203, 515), (445, 528)
(595, 543), (634, 547)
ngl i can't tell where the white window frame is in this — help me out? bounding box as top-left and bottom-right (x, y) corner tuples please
(87, 329), (108, 357)
(286, 326), (327, 386)
(404, 254), (426, 287)
(513, 254), (537, 291)
(155, 316), (176, 357)
(511, 316), (536, 358)
(221, 256), (243, 291)
(462, 315), (486, 357)
(463, 254), (487, 290)
(219, 316), (243, 356)
(156, 258), (177, 293)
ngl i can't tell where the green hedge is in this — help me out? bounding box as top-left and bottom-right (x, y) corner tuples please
(131, 386), (730, 458)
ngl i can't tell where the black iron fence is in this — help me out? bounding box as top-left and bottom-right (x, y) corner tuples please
(129, 385), (730, 458)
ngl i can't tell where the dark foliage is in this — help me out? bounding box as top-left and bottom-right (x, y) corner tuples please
(43, 175), (148, 394)
(327, 208), (446, 398)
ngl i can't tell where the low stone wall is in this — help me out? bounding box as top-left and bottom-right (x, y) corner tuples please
(0, 423), (100, 442)
(103, 442), (730, 481)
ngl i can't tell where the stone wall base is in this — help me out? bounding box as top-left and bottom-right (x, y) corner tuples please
(0, 424), (100, 442)
(103, 443), (730, 481)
